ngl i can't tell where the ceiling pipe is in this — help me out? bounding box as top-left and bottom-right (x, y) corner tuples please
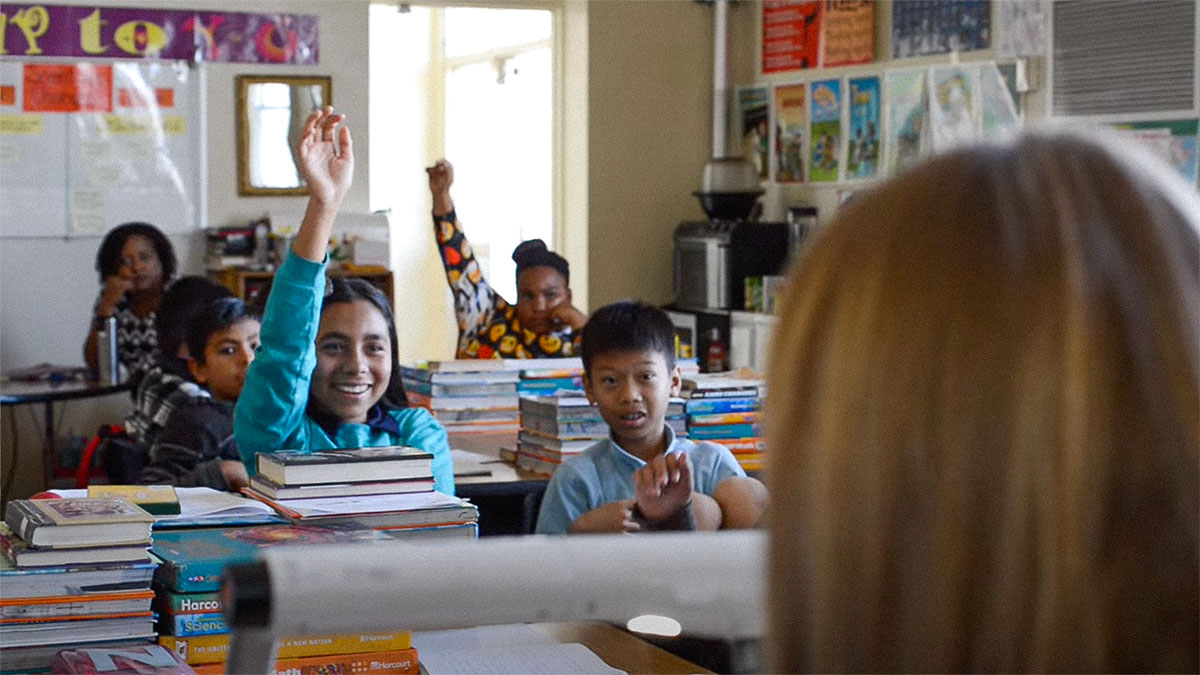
(712, 0), (730, 159)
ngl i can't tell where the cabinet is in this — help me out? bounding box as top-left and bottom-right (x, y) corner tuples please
(210, 266), (394, 312)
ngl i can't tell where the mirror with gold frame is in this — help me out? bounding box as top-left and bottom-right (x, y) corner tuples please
(236, 75), (331, 196)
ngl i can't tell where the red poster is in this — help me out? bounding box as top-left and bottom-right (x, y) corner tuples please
(22, 64), (112, 113)
(822, 0), (875, 67)
(763, 0), (822, 74)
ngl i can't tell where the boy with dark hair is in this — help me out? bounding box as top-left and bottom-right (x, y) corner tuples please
(535, 300), (767, 534)
(138, 298), (259, 491)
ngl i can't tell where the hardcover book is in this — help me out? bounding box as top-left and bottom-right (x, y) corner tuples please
(158, 631), (413, 666)
(87, 485), (181, 515)
(0, 615), (156, 649)
(4, 499), (155, 548)
(0, 556), (155, 599)
(684, 397), (760, 415)
(242, 491), (479, 530)
(0, 589), (155, 622)
(401, 379), (519, 397)
(0, 523), (150, 568)
(163, 611), (228, 637)
(256, 447), (434, 486)
(688, 423), (763, 440)
(398, 366), (519, 384)
(50, 644), (193, 675)
(269, 647), (419, 675)
(247, 476), (435, 500)
(156, 589), (223, 616)
(151, 525), (393, 593)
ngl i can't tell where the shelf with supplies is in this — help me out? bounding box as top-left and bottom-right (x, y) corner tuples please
(209, 265), (394, 312)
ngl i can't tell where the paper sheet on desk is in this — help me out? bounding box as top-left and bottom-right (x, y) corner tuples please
(452, 449), (497, 478)
(415, 625), (624, 674)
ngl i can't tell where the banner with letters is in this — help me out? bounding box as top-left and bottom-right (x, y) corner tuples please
(1, 4), (318, 64)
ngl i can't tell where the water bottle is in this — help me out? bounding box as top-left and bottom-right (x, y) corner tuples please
(96, 316), (119, 384)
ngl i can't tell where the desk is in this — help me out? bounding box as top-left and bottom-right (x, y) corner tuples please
(413, 622), (713, 674)
(453, 451), (548, 536)
(0, 379), (131, 490)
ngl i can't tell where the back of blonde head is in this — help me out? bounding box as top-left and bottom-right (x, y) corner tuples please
(766, 132), (1199, 673)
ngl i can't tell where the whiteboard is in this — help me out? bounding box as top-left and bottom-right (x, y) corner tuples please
(0, 60), (200, 238)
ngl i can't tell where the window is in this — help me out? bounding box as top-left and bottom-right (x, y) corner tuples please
(371, 4), (555, 303)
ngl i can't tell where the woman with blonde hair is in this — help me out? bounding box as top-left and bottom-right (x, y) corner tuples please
(766, 132), (1198, 673)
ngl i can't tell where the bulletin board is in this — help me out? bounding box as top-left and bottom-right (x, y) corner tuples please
(0, 60), (201, 238)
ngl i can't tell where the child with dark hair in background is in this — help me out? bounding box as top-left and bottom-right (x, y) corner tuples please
(234, 109), (453, 494)
(535, 300), (767, 534)
(138, 298), (259, 490)
(124, 277), (234, 452)
(426, 159), (586, 358)
(83, 222), (177, 381)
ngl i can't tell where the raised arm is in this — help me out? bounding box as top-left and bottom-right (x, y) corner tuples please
(427, 159), (454, 217)
(234, 109), (354, 468)
(293, 108), (354, 262)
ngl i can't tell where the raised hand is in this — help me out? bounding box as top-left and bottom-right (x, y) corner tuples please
(98, 269), (135, 316)
(297, 107), (353, 209)
(633, 452), (693, 521)
(426, 159), (454, 216)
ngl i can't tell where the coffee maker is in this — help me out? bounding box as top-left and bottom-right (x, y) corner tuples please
(673, 158), (789, 313)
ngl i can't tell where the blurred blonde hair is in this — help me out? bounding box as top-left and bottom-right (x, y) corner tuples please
(766, 132), (1199, 673)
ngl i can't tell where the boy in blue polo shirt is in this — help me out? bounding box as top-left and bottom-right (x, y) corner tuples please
(535, 300), (767, 534)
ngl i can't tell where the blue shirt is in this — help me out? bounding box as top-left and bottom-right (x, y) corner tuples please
(233, 254), (454, 495)
(534, 426), (745, 534)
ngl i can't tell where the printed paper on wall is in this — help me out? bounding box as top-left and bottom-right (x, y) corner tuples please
(809, 78), (842, 183)
(774, 84), (807, 183)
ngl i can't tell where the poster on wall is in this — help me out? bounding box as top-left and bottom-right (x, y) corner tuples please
(885, 68), (928, 176)
(762, 1), (823, 74)
(809, 78), (842, 182)
(928, 65), (980, 153)
(845, 76), (881, 180)
(738, 87), (771, 181)
(0, 4), (319, 64)
(892, 0), (990, 59)
(980, 63), (1021, 136)
(996, 0), (1048, 58)
(0, 60), (199, 238)
(821, 0), (875, 68)
(774, 83), (807, 183)
(1110, 119), (1200, 186)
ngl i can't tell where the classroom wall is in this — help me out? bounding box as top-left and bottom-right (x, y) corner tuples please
(585, 0), (758, 308)
(0, 0), (373, 500)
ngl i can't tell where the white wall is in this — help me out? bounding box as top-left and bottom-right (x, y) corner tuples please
(0, 0), (372, 499)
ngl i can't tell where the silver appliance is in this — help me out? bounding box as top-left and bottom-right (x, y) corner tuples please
(673, 220), (735, 310)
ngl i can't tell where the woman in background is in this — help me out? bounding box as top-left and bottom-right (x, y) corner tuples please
(425, 159), (585, 359)
(83, 222), (176, 381)
(766, 132), (1198, 672)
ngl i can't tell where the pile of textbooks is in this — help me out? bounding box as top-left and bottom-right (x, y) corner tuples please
(401, 362), (522, 441)
(516, 396), (688, 475)
(150, 524), (420, 674)
(681, 371), (766, 472)
(0, 498), (158, 672)
(243, 447), (479, 540)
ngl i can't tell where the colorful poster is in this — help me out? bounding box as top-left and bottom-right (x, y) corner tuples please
(774, 84), (807, 183)
(809, 79), (842, 182)
(996, 0), (1048, 58)
(763, 1), (823, 74)
(892, 0), (990, 59)
(22, 64), (112, 113)
(980, 63), (1020, 137)
(885, 68), (928, 175)
(738, 87), (771, 181)
(1110, 119), (1200, 187)
(928, 65), (979, 153)
(821, 0), (875, 67)
(846, 76), (880, 180)
(0, 4), (319, 64)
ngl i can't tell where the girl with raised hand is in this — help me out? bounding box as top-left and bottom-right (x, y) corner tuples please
(234, 108), (453, 494)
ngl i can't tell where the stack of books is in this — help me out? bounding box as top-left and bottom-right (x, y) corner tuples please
(516, 396), (688, 475)
(243, 447), (479, 540)
(401, 361), (523, 454)
(0, 498), (158, 671)
(515, 360), (586, 397)
(681, 372), (767, 472)
(150, 525), (420, 674)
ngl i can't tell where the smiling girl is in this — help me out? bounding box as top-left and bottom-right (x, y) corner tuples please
(233, 109), (453, 494)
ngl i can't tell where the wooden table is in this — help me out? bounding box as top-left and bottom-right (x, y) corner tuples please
(0, 379), (131, 490)
(537, 622), (715, 674)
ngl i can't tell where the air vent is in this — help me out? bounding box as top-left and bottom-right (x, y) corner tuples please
(1052, 0), (1196, 116)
